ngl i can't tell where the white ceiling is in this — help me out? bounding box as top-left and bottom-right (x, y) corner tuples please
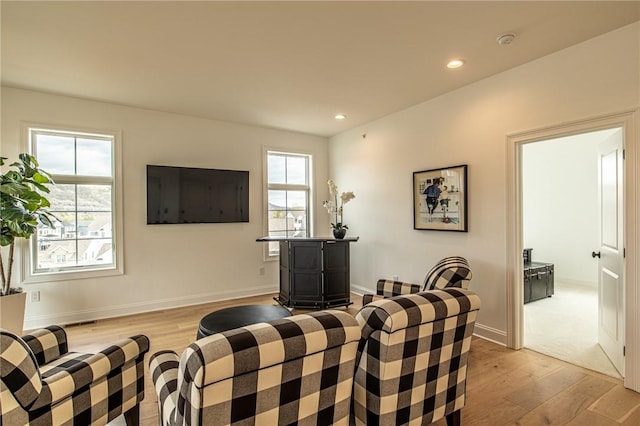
(2, 1), (639, 137)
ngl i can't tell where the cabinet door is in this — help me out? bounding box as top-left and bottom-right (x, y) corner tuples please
(290, 242), (323, 304)
(279, 241), (291, 304)
(323, 241), (350, 303)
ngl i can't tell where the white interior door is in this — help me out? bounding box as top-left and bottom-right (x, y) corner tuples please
(597, 128), (625, 376)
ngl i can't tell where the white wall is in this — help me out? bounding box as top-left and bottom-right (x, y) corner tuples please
(1, 87), (329, 329)
(330, 23), (639, 344)
(522, 129), (620, 288)
(2, 23), (638, 340)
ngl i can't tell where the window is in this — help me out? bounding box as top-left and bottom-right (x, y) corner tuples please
(25, 126), (123, 281)
(266, 151), (312, 256)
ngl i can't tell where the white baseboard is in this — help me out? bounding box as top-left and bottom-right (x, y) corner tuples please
(23, 285), (279, 331)
(555, 277), (597, 289)
(24, 284), (509, 351)
(473, 323), (507, 346)
(350, 284), (374, 296)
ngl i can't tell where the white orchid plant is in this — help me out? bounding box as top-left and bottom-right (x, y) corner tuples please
(322, 179), (355, 231)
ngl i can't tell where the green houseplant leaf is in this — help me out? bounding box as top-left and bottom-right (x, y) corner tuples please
(0, 154), (56, 295)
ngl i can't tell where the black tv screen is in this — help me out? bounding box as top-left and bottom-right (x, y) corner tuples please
(147, 165), (249, 224)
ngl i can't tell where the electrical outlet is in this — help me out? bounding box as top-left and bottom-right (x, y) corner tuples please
(31, 291), (40, 303)
(259, 267), (265, 276)
(392, 275), (399, 281)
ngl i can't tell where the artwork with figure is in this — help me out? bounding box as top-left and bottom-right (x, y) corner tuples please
(413, 165), (467, 231)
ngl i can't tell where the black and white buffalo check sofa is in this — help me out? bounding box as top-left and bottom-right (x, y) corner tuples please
(354, 288), (481, 426)
(149, 310), (360, 426)
(362, 256), (473, 305)
(0, 325), (149, 425)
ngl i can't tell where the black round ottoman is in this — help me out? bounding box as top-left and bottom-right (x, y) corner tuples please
(197, 304), (292, 339)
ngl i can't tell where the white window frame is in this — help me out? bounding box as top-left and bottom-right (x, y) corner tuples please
(263, 148), (314, 258)
(21, 123), (124, 283)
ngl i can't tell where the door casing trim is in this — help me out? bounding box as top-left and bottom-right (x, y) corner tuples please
(506, 109), (638, 391)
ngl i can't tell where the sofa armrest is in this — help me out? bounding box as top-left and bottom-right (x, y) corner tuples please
(1, 329), (43, 409)
(376, 279), (421, 297)
(149, 350), (180, 426)
(31, 334), (149, 409)
(361, 294), (380, 305)
(21, 325), (68, 366)
(357, 288), (481, 338)
(363, 280), (422, 306)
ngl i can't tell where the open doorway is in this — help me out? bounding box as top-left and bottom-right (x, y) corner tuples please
(521, 128), (623, 378)
(507, 110), (639, 391)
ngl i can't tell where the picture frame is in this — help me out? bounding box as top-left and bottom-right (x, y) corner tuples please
(413, 164), (468, 231)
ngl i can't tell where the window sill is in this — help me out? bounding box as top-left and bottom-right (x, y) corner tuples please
(22, 265), (124, 284)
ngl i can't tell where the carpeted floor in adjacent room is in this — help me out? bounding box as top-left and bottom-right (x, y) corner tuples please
(524, 280), (621, 379)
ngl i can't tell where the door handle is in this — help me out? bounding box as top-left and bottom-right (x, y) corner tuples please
(592, 251), (601, 258)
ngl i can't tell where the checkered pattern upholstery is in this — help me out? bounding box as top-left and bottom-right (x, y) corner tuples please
(1, 325), (149, 426)
(423, 256), (472, 290)
(149, 310), (360, 426)
(353, 288), (481, 426)
(361, 280), (421, 305)
(362, 257), (472, 306)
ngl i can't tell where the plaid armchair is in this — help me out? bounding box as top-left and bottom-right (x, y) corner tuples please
(362, 256), (473, 305)
(1, 325), (149, 426)
(353, 288), (481, 426)
(149, 310), (360, 426)
(423, 256), (472, 290)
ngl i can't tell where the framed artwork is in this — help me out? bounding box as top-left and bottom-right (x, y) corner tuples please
(413, 164), (468, 232)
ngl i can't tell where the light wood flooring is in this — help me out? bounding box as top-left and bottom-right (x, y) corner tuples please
(57, 293), (640, 425)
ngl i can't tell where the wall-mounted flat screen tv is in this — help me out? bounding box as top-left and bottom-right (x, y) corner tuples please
(147, 165), (249, 224)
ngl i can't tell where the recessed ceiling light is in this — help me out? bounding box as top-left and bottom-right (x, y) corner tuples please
(447, 59), (465, 69)
(335, 114), (347, 120)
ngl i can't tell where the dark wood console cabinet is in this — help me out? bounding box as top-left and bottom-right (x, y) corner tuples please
(257, 237), (358, 309)
(524, 261), (554, 304)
